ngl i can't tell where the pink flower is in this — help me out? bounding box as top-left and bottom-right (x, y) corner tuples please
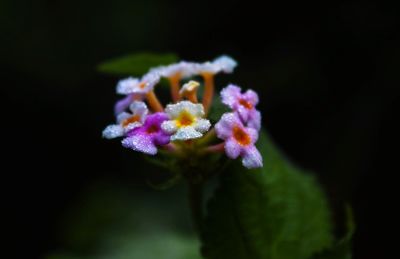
(221, 84), (261, 130)
(215, 112), (263, 169)
(121, 112), (171, 155)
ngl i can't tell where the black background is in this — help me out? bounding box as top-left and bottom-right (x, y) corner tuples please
(2, 0), (399, 258)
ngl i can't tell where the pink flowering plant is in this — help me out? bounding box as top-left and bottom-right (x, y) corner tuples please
(98, 53), (353, 259)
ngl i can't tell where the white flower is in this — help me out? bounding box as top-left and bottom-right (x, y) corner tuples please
(179, 80), (200, 95)
(151, 55), (237, 79)
(116, 72), (160, 95)
(161, 101), (211, 141)
(102, 101), (148, 139)
(191, 55), (237, 75)
(151, 61), (197, 79)
(213, 55), (237, 73)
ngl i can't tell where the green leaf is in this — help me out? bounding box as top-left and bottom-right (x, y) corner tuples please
(311, 206), (355, 259)
(98, 52), (178, 76)
(201, 130), (334, 259)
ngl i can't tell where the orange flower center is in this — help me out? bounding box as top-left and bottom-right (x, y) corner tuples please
(146, 124), (159, 134)
(239, 99), (253, 109)
(139, 82), (147, 89)
(233, 126), (251, 146)
(122, 115), (141, 127)
(176, 110), (195, 127)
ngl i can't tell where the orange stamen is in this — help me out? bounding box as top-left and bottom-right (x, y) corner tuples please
(146, 90), (164, 112)
(202, 73), (214, 115)
(233, 126), (251, 146)
(122, 115), (140, 127)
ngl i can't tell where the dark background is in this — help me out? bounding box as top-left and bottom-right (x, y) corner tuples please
(2, 0), (399, 258)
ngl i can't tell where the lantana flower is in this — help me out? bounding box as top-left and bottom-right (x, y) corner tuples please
(161, 101), (211, 141)
(103, 101), (148, 139)
(122, 112), (171, 155)
(215, 113), (263, 169)
(116, 72), (160, 95)
(103, 55), (263, 169)
(193, 55), (238, 75)
(221, 84), (261, 130)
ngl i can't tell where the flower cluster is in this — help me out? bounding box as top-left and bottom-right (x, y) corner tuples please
(103, 55), (263, 169)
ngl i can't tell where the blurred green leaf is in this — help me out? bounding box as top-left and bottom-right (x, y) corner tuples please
(201, 130), (334, 259)
(46, 232), (201, 259)
(46, 181), (201, 259)
(98, 52), (178, 76)
(311, 206), (355, 259)
(207, 96), (230, 124)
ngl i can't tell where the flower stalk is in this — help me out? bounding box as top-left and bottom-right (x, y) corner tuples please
(146, 90), (164, 112)
(202, 73), (215, 115)
(169, 74), (181, 102)
(187, 181), (204, 233)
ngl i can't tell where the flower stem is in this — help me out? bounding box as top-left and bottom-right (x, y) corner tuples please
(202, 73), (214, 115)
(204, 142), (225, 153)
(187, 181), (203, 233)
(146, 90), (164, 112)
(169, 74), (181, 102)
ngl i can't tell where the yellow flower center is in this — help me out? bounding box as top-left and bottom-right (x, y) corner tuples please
(122, 115), (141, 127)
(233, 126), (251, 146)
(176, 110), (195, 127)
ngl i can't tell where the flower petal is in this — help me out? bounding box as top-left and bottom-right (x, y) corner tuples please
(152, 61), (197, 78)
(153, 132), (171, 146)
(165, 101), (205, 119)
(243, 89), (259, 106)
(114, 94), (134, 115)
(221, 84), (241, 108)
(141, 72), (160, 92)
(171, 126), (202, 141)
(124, 122), (142, 132)
(215, 112), (242, 140)
(164, 102), (183, 118)
(237, 105), (251, 122)
(116, 77), (140, 94)
(121, 134), (158, 155)
(194, 118), (211, 133)
(194, 61), (220, 74)
(129, 101), (148, 123)
(161, 120), (178, 134)
(242, 145), (263, 169)
(225, 138), (242, 159)
(116, 112), (132, 124)
(180, 101), (205, 117)
(247, 110), (261, 131)
(246, 127), (259, 144)
(102, 124), (124, 139)
(213, 55), (237, 73)
(179, 80), (200, 95)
